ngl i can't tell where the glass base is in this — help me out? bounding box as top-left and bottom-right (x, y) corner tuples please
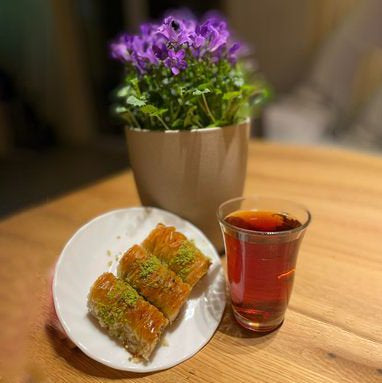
(232, 306), (284, 333)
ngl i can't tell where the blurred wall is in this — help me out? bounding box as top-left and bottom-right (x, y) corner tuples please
(241, 0), (382, 147)
(0, 0), (98, 149)
(0, 0), (57, 121)
(50, 0), (97, 143)
(1, 0), (373, 153)
(0, 0), (59, 153)
(0, 0), (223, 153)
(225, 0), (360, 93)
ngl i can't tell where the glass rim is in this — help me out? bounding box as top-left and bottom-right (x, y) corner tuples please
(217, 196), (311, 236)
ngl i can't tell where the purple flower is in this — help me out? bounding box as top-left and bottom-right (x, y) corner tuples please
(109, 9), (245, 74)
(164, 49), (187, 75)
(191, 34), (204, 48)
(189, 14), (230, 61)
(197, 18), (229, 53)
(140, 22), (158, 36)
(152, 43), (168, 60)
(182, 17), (197, 35)
(157, 16), (191, 45)
(132, 36), (159, 65)
(227, 42), (241, 64)
(110, 34), (131, 62)
(110, 23), (166, 73)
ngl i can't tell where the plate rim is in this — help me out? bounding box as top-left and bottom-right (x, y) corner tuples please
(53, 206), (225, 373)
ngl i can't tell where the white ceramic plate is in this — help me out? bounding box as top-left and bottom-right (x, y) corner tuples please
(53, 207), (226, 372)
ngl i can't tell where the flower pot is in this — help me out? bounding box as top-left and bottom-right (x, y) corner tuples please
(125, 120), (250, 251)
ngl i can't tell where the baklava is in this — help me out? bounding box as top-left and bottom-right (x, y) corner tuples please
(142, 223), (211, 287)
(118, 244), (190, 322)
(88, 272), (168, 360)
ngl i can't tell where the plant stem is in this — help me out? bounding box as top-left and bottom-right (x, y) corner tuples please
(202, 94), (216, 123)
(197, 100), (210, 123)
(156, 116), (170, 130)
(126, 109), (140, 128)
(169, 102), (173, 121)
(195, 119), (203, 129)
(225, 100), (237, 122)
(173, 105), (181, 120)
(227, 103), (241, 122)
(122, 112), (133, 126)
(133, 79), (141, 98)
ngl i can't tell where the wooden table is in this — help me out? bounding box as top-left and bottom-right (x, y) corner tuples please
(1, 141), (382, 382)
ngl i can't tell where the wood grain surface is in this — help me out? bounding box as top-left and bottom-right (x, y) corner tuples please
(1, 141), (381, 382)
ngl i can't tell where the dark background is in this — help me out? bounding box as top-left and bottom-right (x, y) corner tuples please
(0, 0), (222, 217)
(1, 0), (381, 217)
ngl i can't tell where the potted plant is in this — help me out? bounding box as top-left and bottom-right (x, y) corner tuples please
(110, 11), (269, 250)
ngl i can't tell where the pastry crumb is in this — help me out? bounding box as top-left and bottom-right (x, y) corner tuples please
(116, 235), (121, 239)
(160, 337), (169, 346)
(128, 355), (143, 364)
(107, 250), (112, 256)
(107, 261), (112, 267)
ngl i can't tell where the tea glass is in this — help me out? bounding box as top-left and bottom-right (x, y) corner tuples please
(217, 196), (311, 332)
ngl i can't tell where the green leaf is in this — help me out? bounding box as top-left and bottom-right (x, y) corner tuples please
(177, 85), (186, 97)
(210, 119), (225, 127)
(140, 104), (167, 117)
(140, 104), (158, 114)
(184, 106), (197, 127)
(126, 95), (146, 107)
(112, 53), (270, 130)
(192, 88), (211, 96)
(171, 119), (183, 129)
(130, 78), (140, 94)
(197, 83), (211, 90)
(223, 91), (241, 101)
(116, 87), (129, 98)
(241, 84), (256, 95)
(234, 77), (244, 87)
(115, 106), (127, 114)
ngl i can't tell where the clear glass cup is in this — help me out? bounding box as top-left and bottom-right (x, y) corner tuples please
(217, 196), (311, 332)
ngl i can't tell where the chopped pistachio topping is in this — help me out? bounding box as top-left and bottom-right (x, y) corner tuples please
(92, 279), (140, 327)
(178, 267), (190, 280)
(140, 256), (161, 278)
(107, 279), (139, 307)
(96, 303), (116, 324)
(171, 240), (196, 268)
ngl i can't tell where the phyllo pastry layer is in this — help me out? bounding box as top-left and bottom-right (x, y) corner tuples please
(142, 224), (211, 287)
(118, 245), (190, 322)
(88, 272), (168, 360)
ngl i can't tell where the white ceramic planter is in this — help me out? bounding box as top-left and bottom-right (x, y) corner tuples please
(125, 120), (250, 251)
